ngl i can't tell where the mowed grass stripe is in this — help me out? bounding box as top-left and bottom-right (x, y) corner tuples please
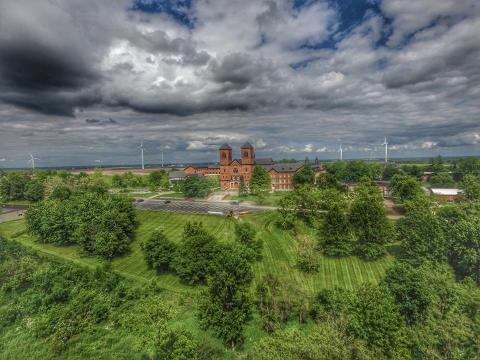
(0, 210), (394, 296)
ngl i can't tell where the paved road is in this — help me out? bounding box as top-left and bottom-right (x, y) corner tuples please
(136, 198), (274, 215)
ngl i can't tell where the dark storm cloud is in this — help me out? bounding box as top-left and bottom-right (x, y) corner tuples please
(0, 0), (480, 167)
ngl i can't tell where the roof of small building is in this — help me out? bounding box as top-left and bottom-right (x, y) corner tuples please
(169, 171), (188, 179)
(219, 143), (232, 150)
(262, 162), (304, 173)
(430, 188), (462, 195)
(241, 142), (254, 149)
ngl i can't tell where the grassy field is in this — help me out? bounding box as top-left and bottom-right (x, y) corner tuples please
(0, 210), (394, 295)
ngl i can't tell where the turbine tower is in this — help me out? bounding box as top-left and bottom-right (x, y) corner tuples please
(161, 150), (164, 168)
(339, 144), (343, 161)
(28, 153), (39, 170)
(139, 141), (145, 170)
(382, 137), (388, 163)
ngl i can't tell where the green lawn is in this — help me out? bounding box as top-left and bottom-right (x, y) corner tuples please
(0, 210), (394, 295)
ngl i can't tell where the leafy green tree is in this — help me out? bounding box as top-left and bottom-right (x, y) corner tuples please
(24, 178), (45, 202)
(430, 172), (455, 187)
(292, 165), (315, 187)
(349, 179), (392, 259)
(276, 194), (297, 229)
(430, 155), (445, 173)
(320, 195), (355, 257)
(0, 172), (30, 201)
(382, 163), (402, 180)
(315, 172), (344, 191)
(26, 198), (75, 245)
(347, 284), (407, 358)
(234, 222), (262, 260)
(457, 157), (480, 178)
(402, 164), (423, 179)
(149, 170), (169, 190)
(111, 174), (126, 188)
(280, 185), (323, 225)
(296, 237), (319, 273)
(182, 175), (212, 198)
(381, 262), (432, 324)
(449, 217), (480, 284)
(256, 274), (309, 333)
(389, 174), (423, 202)
(238, 175), (247, 196)
(198, 243), (252, 349)
(172, 222), (221, 284)
(154, 327), (200, 360)
(142, 230), (177, 272)
(461, 174), (480, 200)
(345, 160), (381, 182)
(324, 161), (347, 182)
(253, 321), (373, 360)
(249, 165), (271, 196)
(397, 196), (447, 264)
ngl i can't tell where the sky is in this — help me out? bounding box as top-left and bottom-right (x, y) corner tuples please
(0, 0), (479, 167)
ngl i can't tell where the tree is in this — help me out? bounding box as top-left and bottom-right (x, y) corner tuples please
(315, 172), (343, 191)
(430, 172), (455, 187)
(347, 284), (407, 358)
(26, 191), (136, 259)
(172, 222), (221, 284)
(296, 237), (319, 273)
(397, 195), (447, 264)
(182, 175), (212, 198)
(457, 157), (480, 178)
(320, 194), (355, 257)
(198, 243), (252, 348)
(234, 222), (262, 260)
(382, 163), (402, 180)
(349, 179), (392, 259)
(449, 217), (480, 284)
(389, 174), (423, 202)
(0, 172), (29, 201)
(402, 164), (423, 179)
(461, 174), (480, 200)
(292, 165), (315, 187)
(430, 155), (445, 173)
(154, 327), (200, 360)
(149, 170), (169, 190)
(249, 165), (271, 196)
(111, 174), (126, 188)
(238, 175), (247, 197)
(24, 178), (45, 202)
(381, 262), (432, 324)
(142, 230), (177, 272)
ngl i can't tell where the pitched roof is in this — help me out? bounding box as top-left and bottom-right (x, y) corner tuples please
(262, 162), (304, 173)
(255, 158), (274, 165)
(241, 142), (254, 149)
(219, 143), (232, 150)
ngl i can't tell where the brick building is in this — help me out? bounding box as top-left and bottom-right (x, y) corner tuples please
(185, 143), (324, 192)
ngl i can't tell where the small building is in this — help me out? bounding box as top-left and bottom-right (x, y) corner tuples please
(429, 188), (463, 202)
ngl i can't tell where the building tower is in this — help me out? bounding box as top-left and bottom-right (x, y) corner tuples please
(219, 143), (232, 190)
(241, 142), (255, 165)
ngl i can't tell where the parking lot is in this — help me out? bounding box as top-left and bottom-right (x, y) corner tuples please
(136, 198), (273, 215)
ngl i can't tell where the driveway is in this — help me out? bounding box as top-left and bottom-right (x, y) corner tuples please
(136, 198), (274, 215)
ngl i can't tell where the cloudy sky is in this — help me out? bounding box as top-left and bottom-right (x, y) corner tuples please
(0, 0), (479, 167)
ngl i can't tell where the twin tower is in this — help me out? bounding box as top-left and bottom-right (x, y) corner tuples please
(219, 142), (256, 190)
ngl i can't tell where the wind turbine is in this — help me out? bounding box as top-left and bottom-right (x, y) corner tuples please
(382, 137), (388, 164)
(161, 150), (164, 168)
(138, 141), (145, 170)
(339, 144), (343, 161)
(28, 153), (39, 170)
